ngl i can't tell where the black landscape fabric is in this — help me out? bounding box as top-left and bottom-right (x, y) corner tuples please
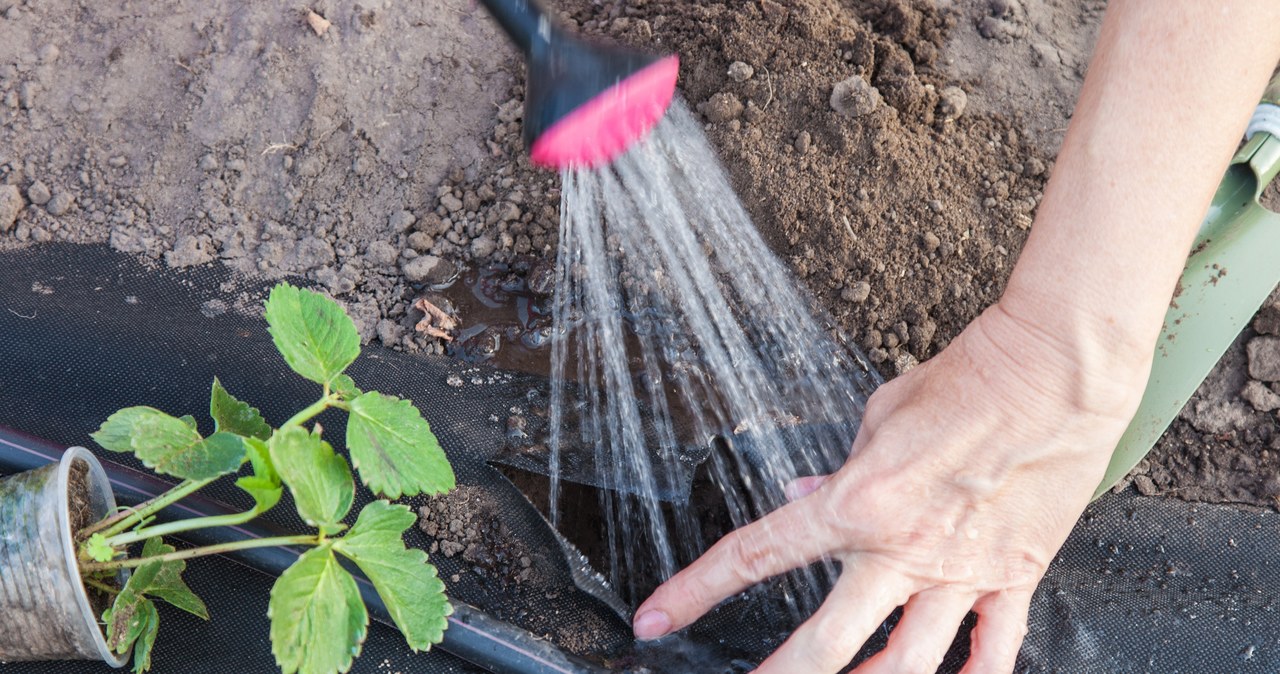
(1, 244), (1278, 673)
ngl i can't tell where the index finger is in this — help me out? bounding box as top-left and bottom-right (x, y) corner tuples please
(633, 495), (839, 639)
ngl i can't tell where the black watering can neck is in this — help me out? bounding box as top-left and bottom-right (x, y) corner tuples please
(476, 0), (551, 55)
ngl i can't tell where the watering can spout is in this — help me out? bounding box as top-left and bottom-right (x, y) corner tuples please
(476, 0), (679, 170)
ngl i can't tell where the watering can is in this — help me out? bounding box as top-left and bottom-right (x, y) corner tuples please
(1096, 74), (1280, 497)
(476, 0), (679, 169)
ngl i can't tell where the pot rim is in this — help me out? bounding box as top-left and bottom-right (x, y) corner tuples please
(57, 446), (128, 668)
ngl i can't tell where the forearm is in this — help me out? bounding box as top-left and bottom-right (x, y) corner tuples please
(999, 0), (1280, 405)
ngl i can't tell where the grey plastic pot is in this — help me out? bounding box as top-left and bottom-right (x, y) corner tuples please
(0, 446), (128, 667)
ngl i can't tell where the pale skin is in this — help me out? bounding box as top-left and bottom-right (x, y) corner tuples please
(632, 2), (1280, 672)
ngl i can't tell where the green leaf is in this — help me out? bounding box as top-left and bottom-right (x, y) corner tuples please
(263, 284), (360, 386)
(236, 474), (283, 513)
(86, 533), (116, 562)
(269, 426), (354, 535)
(92, 407), (168, 453)
(130, 600), (159, 674)
(242, 436), (280, 484)
(237, 474), (284, 513)
(139, 535), (166, 558)
(346, 392), (456, 499)
(331, 374), (362, 400)
(210, 377), (272, 441)
(140, 537), (208, 620)
(178, 415), (198, 430)
(334, 502), (451, 651)
(237, 437), (283, 512)
(130, 415), (245, 480)
(268, 543), (367, 674)
(107, 587), (154, 654)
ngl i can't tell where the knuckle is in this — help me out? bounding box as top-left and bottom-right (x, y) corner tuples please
(679, 571), (719, 608)
(726, 530), (777, 583)
(861, 391), (893, 427)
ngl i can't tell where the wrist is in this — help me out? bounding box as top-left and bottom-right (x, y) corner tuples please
(973, 295), (1152, 423)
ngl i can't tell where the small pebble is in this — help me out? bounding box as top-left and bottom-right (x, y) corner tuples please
(470, 235), (496, 259)
(306, 9), (331, 36)
(841, 280), (871, 303)
(794, 131), (811, 154)
(727, 61), (754, 82)
(937, 86), (968, 120)
(1242, 379), (1280, 412)
(26, 180), (51, 206)
(1254, 303), (1280, 336)
(407, 232), (434, 252)
(402, 254), (452, 284)
(365, 240), (398, 267)
(389, 209), (417, 231)
(440, 194), (464, 213)
(830, 76), (881, 117)
(46, 191), (74, 216)
(698, 92), (744, 123)
(0, 182), (23, 234)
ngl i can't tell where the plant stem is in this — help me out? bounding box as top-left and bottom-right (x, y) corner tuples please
(81, 535), (319, 573)
(104, 507), (261, 548)
(83, 577), (120, 596)
(283, 395), (336, 429)
(90, 478), (212, 541)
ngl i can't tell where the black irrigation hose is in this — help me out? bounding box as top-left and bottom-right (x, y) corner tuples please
(0, 426), (608, 674)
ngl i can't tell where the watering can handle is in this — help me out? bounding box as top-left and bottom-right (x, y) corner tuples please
(1264, 70), (1280, 106)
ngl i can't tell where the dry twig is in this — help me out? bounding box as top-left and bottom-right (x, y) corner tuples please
(413, 297), (458, 341)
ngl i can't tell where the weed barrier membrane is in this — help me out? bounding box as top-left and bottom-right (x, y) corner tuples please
(1, 244), (1278, 673)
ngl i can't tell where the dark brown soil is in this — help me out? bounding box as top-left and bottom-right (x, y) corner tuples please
(446, 0), (1050, 377)
(416, 485), (537, 589)
(66, 458), (115, 618)
(414, 484), (627, 657)
(566, 0), (1048, 373)
(65, 458), (94, 535)
(534, 0), (1280, 510)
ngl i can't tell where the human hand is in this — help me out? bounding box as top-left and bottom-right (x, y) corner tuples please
(631, 301), (1149, 673)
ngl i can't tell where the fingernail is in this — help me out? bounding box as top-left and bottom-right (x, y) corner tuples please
(633, 610), (672, 640)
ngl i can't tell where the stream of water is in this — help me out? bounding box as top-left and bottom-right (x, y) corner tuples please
(549, 99), (879, 617)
